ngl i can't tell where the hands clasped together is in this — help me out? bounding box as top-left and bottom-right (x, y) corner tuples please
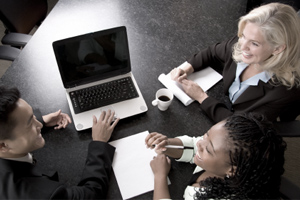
(145, 132), (173, 180)
(145, 132), (184, 200)
(170, 63), (208, 104)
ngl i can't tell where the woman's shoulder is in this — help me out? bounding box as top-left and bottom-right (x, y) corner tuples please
(267, 81), (300, 95)
(183, 185), (215, 200)
(183, 185), (201, 200)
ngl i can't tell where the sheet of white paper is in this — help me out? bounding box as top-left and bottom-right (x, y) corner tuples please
(187, 67), (223, 92)
(109, 131), (170, 200)
(158, 62), (223, 106)
(158, 73), (192, 106)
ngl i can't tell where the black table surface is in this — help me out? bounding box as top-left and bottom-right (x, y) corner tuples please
(0, 0), (247, 199)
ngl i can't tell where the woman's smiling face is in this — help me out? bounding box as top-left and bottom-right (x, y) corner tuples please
(239, 22), (276, 65)
(194, 121), (233, 178)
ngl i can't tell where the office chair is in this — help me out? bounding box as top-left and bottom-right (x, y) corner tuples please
(0, 0), (48, 61)
(274, 120), (300, 199)
(0, 46), (21, 61)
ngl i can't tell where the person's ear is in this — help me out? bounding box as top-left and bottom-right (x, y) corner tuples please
(0, 142), (9, 153)
(226, 166), (237, 178)
(273, 44), (286, 55)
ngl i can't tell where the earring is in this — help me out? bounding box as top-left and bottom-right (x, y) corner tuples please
(226, 174), (230, 178)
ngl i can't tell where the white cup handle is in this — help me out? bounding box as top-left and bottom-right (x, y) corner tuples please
(152, 99), (158, 106)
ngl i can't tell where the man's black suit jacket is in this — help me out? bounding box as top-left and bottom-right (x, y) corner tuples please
(0, 141), (115, 199)
(188, 36), (300, 122)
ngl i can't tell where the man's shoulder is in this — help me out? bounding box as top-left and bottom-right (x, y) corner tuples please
(0, 157), (31, 172)
(0, 158), (65, 199)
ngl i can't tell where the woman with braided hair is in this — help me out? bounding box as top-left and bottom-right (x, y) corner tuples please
(145, 113), (286, 199)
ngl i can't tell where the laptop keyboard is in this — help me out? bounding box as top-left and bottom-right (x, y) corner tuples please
(69, 77), (139, 114)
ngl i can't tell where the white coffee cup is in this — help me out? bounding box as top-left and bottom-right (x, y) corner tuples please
(152, 88), (174, 111)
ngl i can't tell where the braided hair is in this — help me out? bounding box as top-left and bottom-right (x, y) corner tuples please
(194, 113), (286, 199)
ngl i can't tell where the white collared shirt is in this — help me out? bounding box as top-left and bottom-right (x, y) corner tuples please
(229, 62), (271, 103)
(174, 135), (211, 200)
(4, 153), (34, 164)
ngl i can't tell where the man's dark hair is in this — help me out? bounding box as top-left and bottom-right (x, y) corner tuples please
(0, 86), (21, 140)
(195, 112), (287, 199)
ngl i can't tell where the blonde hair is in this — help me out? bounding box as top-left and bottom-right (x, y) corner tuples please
(232, 3), (300, 88)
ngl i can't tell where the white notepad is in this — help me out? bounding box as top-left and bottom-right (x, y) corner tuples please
(158, 62), (223, 106)
(109, 131), (170, 200)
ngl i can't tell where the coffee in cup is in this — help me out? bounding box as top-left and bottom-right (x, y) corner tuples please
(152, 88), (174, 111)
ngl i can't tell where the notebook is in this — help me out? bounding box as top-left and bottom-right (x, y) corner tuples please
(158, 61), (223, 106)
(53, 26), (148, 131)
(109, 131), (170, 200)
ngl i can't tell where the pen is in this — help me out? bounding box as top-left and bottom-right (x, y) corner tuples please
(152, 144), (194, 149)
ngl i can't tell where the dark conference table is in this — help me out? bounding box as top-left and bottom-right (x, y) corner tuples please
(0, 0), (247, 199)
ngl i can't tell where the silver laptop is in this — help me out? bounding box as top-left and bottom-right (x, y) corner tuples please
(53, 26), (148, 131)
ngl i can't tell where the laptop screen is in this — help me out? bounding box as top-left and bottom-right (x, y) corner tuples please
(53, 26), (131, 88)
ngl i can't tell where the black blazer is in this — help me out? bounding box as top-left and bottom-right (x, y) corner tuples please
(188, 36), (300, 123)
(0, 141), (115, 199)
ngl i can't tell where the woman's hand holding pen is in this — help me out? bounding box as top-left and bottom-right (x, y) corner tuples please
(145, 132), (184, 158)
(145, 132), (169, 153)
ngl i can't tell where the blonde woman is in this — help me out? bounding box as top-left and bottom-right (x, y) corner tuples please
(171, 3), (300, 123)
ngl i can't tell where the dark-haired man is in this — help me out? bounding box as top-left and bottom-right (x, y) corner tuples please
(0, 86), (119, 199)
